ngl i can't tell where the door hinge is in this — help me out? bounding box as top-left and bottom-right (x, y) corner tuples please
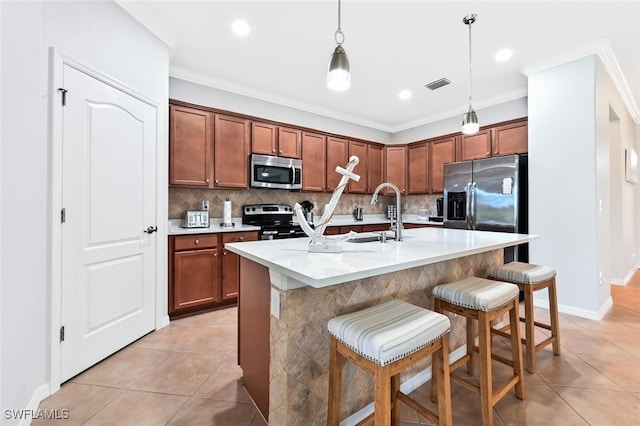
(61, 208), (66, 223)
(60, 326), (65, 342)
(58, 88), (68, 106)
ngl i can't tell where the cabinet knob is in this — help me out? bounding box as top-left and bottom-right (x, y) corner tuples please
(239, 237), (244, 241)
(206, 178), (210, 183)
(223, 251), (227, 256)
(494, 150), (498, 154)
(215, 179), (219, 185)
(272, 149), (276, 153)
(214, 252), (218, 257)
(279, 150), (283, 154)
(486, 151), (490, 156)
(195, 239), (200, 245)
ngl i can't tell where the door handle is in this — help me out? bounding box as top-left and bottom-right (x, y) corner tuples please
(470, 182), (477, 230)
(144, 226), (157, 234)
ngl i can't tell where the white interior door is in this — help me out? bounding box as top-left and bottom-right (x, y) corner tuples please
(60, 64), (156, 381)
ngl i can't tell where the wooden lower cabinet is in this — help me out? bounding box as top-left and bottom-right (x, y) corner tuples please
(362, 223), (388, 232)
(222, 232), (259, 300)
(169, 231), (259, 317)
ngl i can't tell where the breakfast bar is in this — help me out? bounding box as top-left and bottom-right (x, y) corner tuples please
(225, 227), (537, 425)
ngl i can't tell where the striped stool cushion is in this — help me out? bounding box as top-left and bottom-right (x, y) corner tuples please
(327, 300), (450, 366)
(487, 261), (556, 284)
(433, 277), (519, 311)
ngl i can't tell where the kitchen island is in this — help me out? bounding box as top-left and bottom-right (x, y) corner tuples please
(225, 227), (537, 425)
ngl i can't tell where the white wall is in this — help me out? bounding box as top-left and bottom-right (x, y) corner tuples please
(1, 1), (168, 422)
(170, 77), (391, 143)
(391, 97), (528, 144)
(528, 57), (601, 317)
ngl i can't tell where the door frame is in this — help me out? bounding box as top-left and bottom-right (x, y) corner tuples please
(48, 48), (169, 393)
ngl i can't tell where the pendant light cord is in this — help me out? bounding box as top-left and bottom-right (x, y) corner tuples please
(335, 0), (345, 46)
(467, 18), (473, 108)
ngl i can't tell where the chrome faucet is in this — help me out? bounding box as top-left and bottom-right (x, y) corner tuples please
(370, 182), (403, 242)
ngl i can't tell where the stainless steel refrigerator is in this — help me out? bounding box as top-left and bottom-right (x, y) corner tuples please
(443, 154), (528, 262)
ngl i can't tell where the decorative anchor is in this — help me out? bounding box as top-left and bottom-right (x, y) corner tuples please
(294, 155), (360, 253)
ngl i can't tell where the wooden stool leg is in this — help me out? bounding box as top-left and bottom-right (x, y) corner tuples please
(549, 278), (561, 355)
(391, 373), (401, 425)
(466, 316), (475, 376)
(328, 337), (343, 426)
(431, 298), (442, 403)
(436, 334), (453, 426)
(478, 311), (493, 426)
(523, 284), (536, 373)
(509, 298), (526, 399)
(374, 364), (391, 426)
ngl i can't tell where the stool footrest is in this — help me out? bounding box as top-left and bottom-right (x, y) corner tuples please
(493, 375), (523, 404)
(396, 392), (439, 425)
(355, 413), (374, 426)
(451, 373), (480, 393)
(535, 336), (558, 352)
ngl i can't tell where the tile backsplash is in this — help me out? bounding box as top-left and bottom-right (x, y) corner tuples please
(169, 187), (442, 220)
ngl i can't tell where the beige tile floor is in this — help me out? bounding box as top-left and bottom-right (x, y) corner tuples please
(35, 271), (640, 425)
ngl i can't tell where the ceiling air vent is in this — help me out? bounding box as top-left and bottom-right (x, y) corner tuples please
(425, 78), (451, 91)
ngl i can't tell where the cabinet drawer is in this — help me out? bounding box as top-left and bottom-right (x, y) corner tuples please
(222, 231), (259, 245)
(174, 234), (218, 251)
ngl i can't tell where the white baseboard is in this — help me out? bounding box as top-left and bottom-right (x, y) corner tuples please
(536, 296), (613, 321)
(16, 383), (50, 426)
(160, 314), (170, 329)
(340, 345), (468, 426)
(611, 267), (638, 286)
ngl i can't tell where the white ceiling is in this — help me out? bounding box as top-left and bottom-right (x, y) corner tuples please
(118, 1), (640, 133)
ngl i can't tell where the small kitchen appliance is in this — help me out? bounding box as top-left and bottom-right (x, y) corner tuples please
(182, 210), (210, 228)
(300, 200), (315, 225)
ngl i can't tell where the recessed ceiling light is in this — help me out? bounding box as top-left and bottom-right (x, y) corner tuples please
(231, 20), (250, 37)
(398, 90), (412, 100)
(495, 48), (513, 62)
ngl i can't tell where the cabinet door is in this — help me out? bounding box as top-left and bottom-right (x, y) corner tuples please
(278, 127), (302, 159)
(408, 142), (429, 194)
(326, 137), (349, 192)
(362, 224), (387, 232)
(492, 121), (528, 156)
(302, 132), (326, 191)
(173, 249), (220, 311)
(348, 141), (368, 193)
(251, 121), (277, 155)
(339, 225), (363, 233)
(324, 226), (340, 235)
(459, 130), (491, 161)
(214, 114), (250, 188)
(429, 136), (456, 194)
(222, 232), (259, 300)
(384, 146), (407, 195)
(169, 105), (213, 187)
(367, 144), (384, 193)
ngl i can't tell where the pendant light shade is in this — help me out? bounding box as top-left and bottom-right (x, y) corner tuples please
(461, 13), (478, 134)
(327, 0), (350, 91)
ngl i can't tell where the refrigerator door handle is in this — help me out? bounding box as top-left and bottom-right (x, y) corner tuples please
(470, 182), (477, 230)
(465, 182), (472, 228)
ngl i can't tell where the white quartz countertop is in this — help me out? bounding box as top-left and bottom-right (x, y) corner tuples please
(225, 227), (538, 290)
(168, 218), (260, 235)
(316, 214), (443, 227)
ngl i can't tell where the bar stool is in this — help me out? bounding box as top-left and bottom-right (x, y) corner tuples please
(432, 277), (525, 426)
(487, 262), (561, 373)
(327, 299), (453, 426)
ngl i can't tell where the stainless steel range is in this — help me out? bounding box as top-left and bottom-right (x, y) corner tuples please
(242, 204), (307, 240)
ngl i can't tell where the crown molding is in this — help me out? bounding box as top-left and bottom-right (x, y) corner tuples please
(115, 0), (178, 49)
(522, 39), (640, 124)
(169, 65), (395, 133)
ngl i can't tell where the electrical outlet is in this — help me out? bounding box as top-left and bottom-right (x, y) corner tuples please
(352, 202), (358, 210)
(202, 200), (210, 211)
(313, 201), (318, 209)
(270, 288), (280, 319)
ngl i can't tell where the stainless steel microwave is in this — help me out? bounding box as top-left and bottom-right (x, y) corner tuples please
(250, 154), (302, 190)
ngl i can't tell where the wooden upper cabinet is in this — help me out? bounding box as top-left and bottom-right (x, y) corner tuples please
(408, 142), (429, 194)
(214, 114), (250, 188)
(459, 129), (491, 161)
(301, 132), (326, 191)
(277, 127), (302, 158)
(429, 136), (457, 194)
(169, 105), (213, 187)
(367, 144), (384, 194)
(384, 146), (407, 195)
(251, 122), (277, 155)
(326, 137), (349, 192)
(348, 141), (368, 193)
(492, 121), (528, 156)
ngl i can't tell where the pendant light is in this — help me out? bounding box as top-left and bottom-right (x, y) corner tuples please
(327, 0), (350, 91)
(462, 13), (479, 135)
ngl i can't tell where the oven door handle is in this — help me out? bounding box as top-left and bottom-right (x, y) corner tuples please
(262, 230), (278, 235)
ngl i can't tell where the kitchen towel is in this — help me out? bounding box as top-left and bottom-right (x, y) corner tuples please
(223, 200), (232, 225)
